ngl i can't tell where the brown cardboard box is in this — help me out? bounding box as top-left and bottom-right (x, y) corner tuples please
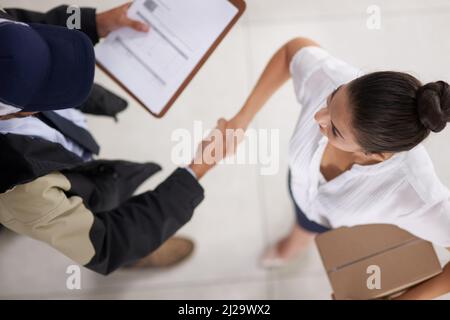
(315, 224), (443, 300)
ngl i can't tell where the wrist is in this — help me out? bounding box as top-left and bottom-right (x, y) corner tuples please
(188, 162), (214, 180)
(234, 110), (253, 129)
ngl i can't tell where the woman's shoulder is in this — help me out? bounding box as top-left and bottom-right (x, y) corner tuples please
(290, 46), (362, 107)
(290, 46), (362, 86)
(399, 144), (450, 204)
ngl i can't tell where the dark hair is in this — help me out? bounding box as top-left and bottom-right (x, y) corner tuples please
(348, 71), (450, 153)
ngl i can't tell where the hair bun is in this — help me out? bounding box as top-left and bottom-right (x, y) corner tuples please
(416, 81), (450, 132)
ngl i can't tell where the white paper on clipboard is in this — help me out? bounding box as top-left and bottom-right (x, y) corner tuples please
(95, 0), (239, 115)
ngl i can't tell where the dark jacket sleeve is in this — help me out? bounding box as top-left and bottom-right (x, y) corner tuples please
(76, 84), (129, 119)
(5, 5), (99, 45)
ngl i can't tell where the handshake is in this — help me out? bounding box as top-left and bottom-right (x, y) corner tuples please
(188, 115), (249, 179)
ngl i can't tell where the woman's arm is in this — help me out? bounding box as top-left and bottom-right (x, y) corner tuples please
(229, 37), (320, 130)
(394, 249), (450, 300)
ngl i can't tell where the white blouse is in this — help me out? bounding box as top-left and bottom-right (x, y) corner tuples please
(288, 46), (450, 247)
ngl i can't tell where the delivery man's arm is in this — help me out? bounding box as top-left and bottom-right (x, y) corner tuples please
(5, 2), (149, 46)
(0, 120), (230, 275)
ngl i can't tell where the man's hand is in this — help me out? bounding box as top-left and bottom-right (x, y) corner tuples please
(189, 119), (238, 179)
(96, 2), (149, 38)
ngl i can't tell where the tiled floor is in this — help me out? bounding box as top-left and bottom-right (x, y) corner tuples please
(1, 0), (450, 299)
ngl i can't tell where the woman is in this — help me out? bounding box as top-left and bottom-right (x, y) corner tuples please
(225, 37), (450, 299)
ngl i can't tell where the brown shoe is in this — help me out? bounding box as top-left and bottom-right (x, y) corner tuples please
(125, 237), (195, 269)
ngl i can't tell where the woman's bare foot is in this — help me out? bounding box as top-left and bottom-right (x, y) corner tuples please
(261, 224), (316, 268)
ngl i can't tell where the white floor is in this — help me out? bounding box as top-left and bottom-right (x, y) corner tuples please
(1, 0), (450, 300)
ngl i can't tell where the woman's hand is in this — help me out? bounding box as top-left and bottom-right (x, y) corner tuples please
(96, 2), (150, 38)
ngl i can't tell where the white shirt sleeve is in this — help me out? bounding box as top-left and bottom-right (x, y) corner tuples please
(289, 46), (362, 110)
(397, 200), (450, 248)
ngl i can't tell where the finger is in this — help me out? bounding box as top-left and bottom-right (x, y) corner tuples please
(123, 17), (150, 32)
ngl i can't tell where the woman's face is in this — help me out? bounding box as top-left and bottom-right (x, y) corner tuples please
(314, 84), (362, 153)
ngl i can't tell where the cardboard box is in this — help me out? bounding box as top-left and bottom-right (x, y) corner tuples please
(315, 224), (443, 300)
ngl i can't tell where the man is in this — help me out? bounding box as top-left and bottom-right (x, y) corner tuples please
(0, 3), (230, 275)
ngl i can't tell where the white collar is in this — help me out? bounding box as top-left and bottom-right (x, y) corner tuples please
(0, 100), (21, 116)
(317, 136), (407, 176)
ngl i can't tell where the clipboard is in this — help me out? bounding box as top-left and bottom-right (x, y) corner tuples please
(96, 0), (246, 118)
